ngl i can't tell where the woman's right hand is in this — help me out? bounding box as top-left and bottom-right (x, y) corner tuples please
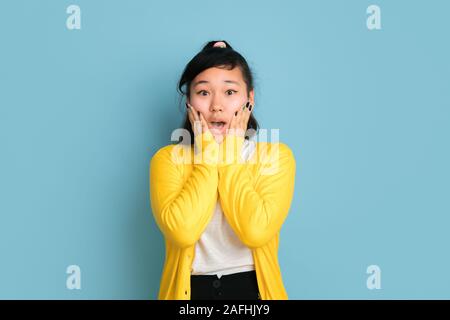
(186, 102), (210, 138)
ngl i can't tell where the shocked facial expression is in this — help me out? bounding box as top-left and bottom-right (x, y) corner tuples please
(188, 66), (254, 139)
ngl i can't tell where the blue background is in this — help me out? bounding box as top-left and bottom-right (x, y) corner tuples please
(0, 0), (449, 299)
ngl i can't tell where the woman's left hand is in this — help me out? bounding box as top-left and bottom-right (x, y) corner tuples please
(227, 101), (253, 138)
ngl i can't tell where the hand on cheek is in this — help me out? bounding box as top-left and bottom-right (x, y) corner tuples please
(186, 102), (211, 137)
(228, 101), (253, 138)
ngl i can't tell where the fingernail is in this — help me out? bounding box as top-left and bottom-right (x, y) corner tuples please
(249, 104), (253, 111)
(185, 102), (189, 109)
(245, 102), (250, 109)
(197, 111), (200, 117)
(235, 111), (238, 116)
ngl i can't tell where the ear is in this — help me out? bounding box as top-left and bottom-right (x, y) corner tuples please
(248, 90), (255, 105)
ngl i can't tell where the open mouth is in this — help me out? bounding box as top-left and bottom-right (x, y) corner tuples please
(208, 121), (228, 134)
(210, 121), (226, 129)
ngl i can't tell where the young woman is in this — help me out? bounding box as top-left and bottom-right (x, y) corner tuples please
(150, 40), (296, 300)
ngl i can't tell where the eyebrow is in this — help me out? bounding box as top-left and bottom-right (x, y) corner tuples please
(193, 80), (240, 87)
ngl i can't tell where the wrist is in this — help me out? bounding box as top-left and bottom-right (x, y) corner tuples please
(218, 134), (246, 167)
(194, 130), (220, 166)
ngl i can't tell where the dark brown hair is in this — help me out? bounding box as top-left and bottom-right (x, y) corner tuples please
(177, 40), (259, 144)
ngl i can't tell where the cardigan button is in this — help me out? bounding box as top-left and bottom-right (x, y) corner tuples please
(212, 280), (221, 288)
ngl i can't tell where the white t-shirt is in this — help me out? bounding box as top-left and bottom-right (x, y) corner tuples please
(191, 137), (257, 279)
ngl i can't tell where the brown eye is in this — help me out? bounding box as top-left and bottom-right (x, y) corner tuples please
(226, 90), (237, 95)
(197, 90), (208, 96)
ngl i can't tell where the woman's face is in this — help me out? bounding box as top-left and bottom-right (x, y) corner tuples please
(188, 66), (254, 140)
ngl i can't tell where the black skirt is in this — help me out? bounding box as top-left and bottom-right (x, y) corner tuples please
(190, 270), (261, 300)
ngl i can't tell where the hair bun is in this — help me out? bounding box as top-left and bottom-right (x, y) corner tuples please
(201, 40), (233, 51)
(213, 41), (227, 48)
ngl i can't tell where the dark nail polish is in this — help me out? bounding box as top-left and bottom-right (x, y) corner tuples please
(185, 102), (189, 109)
(197, 111), (200, 117)
(249, 104), (253, 111)
(235, 111), (238, 116)
(245, 102), (250, 109)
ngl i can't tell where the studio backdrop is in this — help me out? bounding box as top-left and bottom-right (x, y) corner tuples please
(0, 0), (449, 299)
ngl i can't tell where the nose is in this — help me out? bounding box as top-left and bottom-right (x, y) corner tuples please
(210, 96), (223, 112)
(210, 104), (223, 112)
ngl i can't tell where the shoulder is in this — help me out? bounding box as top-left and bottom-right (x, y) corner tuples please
(254, 140), (295, 161)
(251, 140), (295, 175)
(151, 143), (177, 159)
(150, 143), (192, 168)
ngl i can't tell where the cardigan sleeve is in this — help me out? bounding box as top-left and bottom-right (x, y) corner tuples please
(217, 135), (296, 249)
(150, 131), (219, 248)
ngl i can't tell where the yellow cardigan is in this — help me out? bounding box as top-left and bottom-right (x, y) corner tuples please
(149, 130), (296, 300)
